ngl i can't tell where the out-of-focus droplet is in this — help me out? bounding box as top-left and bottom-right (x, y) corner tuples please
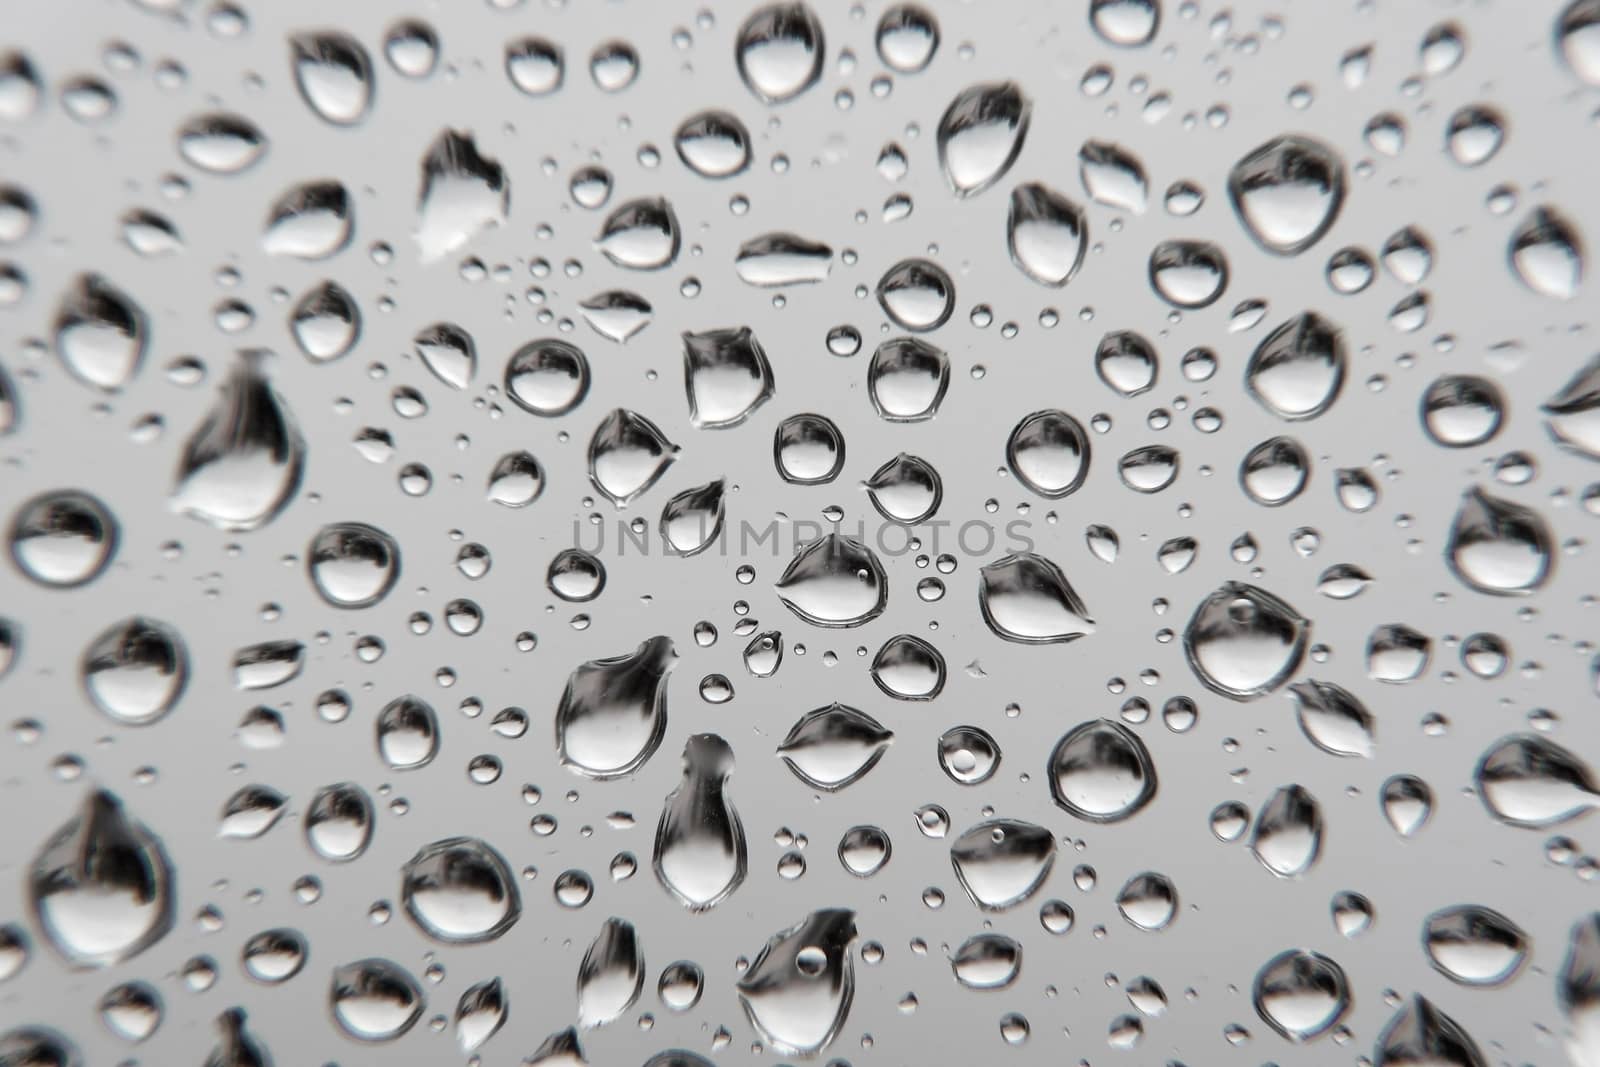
(506, 37), (563, 95)
(82, 616), (187, 726)
(1509, 205), (1583, 299)
(242, 928), (306, 984)
(1446, 487), (1553, 596)
(1423, 905), (1527, 986)
(1543, 353), (1600, 459)
(54, 274), (146, 392)
(1421, 376), (1502, 448)
(556, 636), (677, 779)
(1446, 105), (1504, 167)
(654, 734), (747, 910)
(1380, 775), (1433, 837)
(1560, 913), (1600, 1065)
(99, 980), (162, 1042)
(950, 819), (1055, 910)
(177, 113), (267, 174)
(172, 353), (304, 531)
(304, 782), (373, 862)
(576, 917), (644, 1029)
(1090, 0), (1160, 46)
(289, 280), (360, 363)
(777, 703), (893, 790)
(233, 640), (305, 690)
(220, 785), (287, 840)
(937, 82), (1030, 197)
(330, 958), (425, 1042)
(1079, 141), (1148, 214)
(1373, 995), (1486, 1067)
(290, 32), (373, 126)
(1240, 436), (1310, 507)
(455, 977), (507, 1052)
(384, 20), (439, 78)
(9, 490), (118, 588)
(262, 180), (352, 259)
(1228, 135), (1346, 255)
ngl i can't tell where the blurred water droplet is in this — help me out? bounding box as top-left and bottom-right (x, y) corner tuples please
(177, 113), (267, 174)
(1079, 141), (1148, 214)
(1446, 487), (1553, 595)
(506, 37), (563, 95)
(877, 4), (939, 72)
(1374, 995), (1485, 1067)
(172, 353), (304, 531)
(262, 180), (352, 259)
(1509, 205), (1583, 299)
(577, 917), (645, 1028)
(305, 782), (373, 862)
(1543, 353), (1600, 458)
(415, 129), (508, 264)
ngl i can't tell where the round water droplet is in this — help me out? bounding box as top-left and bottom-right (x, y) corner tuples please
(876, 259), (954, 332)
(1149, 239), (1228, 308)
(290, 32), (373, 126)
(838, 825), (892, 876)
(1240, 436), (1310, 507)
(1048, 719), (1157, 822)
(330, 958), (425, 1042)
(735, 3), (825, 103)
(82, 616), (187, 726)
(506, 339), (590, 417)
(1007, 183), (1087, 286)
(1116, 872), (1178, 931)
(951, 933), (1021, 990)
(1253, 949), (1350, 1042)
(1446, 487), (1553, 595)
(675, 110), (752, 178)
(1510, 205), (1583, 299)
(177, 113), (267, 174)
(938, 726), (1000, 784)
(308, 523), (399, 608)
(775, 414), (845, 484)
(506, 37), (563, 95)
(1118, 444), (1179, 493)
(401, 837), (520, 943)
(1184, 582), (1309, 700)
(9, 490), (117, 588)
(1228, 135), (1346, 256)
(1090, 0), (1160, 46)
(1423, 905), (1527, 986)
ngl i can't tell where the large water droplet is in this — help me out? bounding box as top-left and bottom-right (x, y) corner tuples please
(868, 336), (949, 420)
(290, 32), (373, 125)
(1475, 733), (1599, 828)
(952, 933), (1021, 990)
(736, 909), (856, 1055)
(1422, 376), (1503, 447)
(54, 274), (146, 392)
(1007, 183), (1086, 286)
(579, 290), (652, 344)
(1005, 410), (1090, 498)
(1423, 905), (1527, 986)
(1288, 680), (1374, 758)
(177, 113), (267, 174)
(262, 180), (352, 259)
(777, 703), (892, 791)
(950, 819), (1055, 910)
(776, 533), (887, 627)
(654, 734), (747, 910)
(1048, 719), (1157, 822)
(869, 634), (945, 700)
(1118, 444), (1179, 493)
(588, 409), (679, 506)
(864, 453), (940, 524)
(172, 354), (304, 531)
(735, 3), (825, 103)
(400, 837), (519, 943)
(1250, 784), (1323, 877)
(597, 198), (680, 270)
(556, 636), (677, 779)
(1446, 486), (1553, 595)
(9, 490), (117, 588)
(0, 1027), (77, 1067)
(415, 130), (508, 264)
(1510, 205), (1583, 299)
(1228, 135), (1346, 255)
(684, 327), (775, 427)
(219, 785), (287, 840)
(1561, 913), (1600, 1065)
(384, 20), (439, 79)
(505, 37), (563, 96)
(577, 917), (645, 1028)
(506, 339), (590, 417)
(1246, 312), (1345, 420)
(242, 928), (306, 984)
(330, 958), (424, 1042)
(1185, 582), (1308, 699)
(289, 280), (360, 363)
(548, 548), (606, 602)
(1116, 872), (1178, 931)
(307, 523), (398, 608)
(29, 790), (173, 968)
(1253, 949), (1350, 1042)
(978, 551), (1094, 644)
(1095, 331), (1157, 397)
(100, 980), (161, 1042)
(937, 82), (1030, 197)
(1374, 995), (1485, 1067)
(734, 233), (832, 286)
(83, 616), (187, 726)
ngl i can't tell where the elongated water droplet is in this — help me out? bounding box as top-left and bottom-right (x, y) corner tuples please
(734, 233), (832, 286)
(1149, 239), (1228, 308)
(978, 551), (1094, 643)
(597, 197), (679, 270)
(1090, 0), (1160, 46)
(262, 180), (351, 259)
(576, 918), (643, 1029)
(653, 734), (747, 910)
(1185, 582), (1308, 699)
(0, 1027), (78, 1067)
(1228, 135), (1346, 255)
(660, 479), (725, 557)
(775, 414), (844, 484)
(304, 782), (373, 861)
(177, 113), (266, 174)
(7, 492), (116, 587)
(172, 354), (304, 531)
(412, 322), (475, 389)
(684, 327), (775, 427)
(1007, 183), (1086, 286)
(588, 409), (679, 506)
(232, 640), (304, 690)
(735, 3), (825, 103)
(455, 978), (507, 1052)
(950, 819), (1055, 910)
(937, 82), (1030, 197)
(868, 336), (948, 420)
(219, 785), (286, 839)
(1250, 784), (1323, 877)
(579, 290), (652, 344)
(1543, 353), (1600, 458)
(1423, 905), (1526, 986)
(1288, 680), (1373, 758)
(557, 636), (676, 779)
(1253, 949), (1350, 1042)
(290, 32), (372, 125)
(1446, 486), (1553, 595)
(415, 130), (508, 264)
(400, 837), (518, 943)
(952, 933), (1020, 989)
(737, 909), (856, 1055)
(1475, 733), (1599, 827)
(776, 533), (887, 627)
(331, 958), (424, 1042)
(1374, 995), (1485, 1067)
(1079, 141), (1148, 214)
(1561, 913), (1600, 1065)
(29, 790), (173, 968)
(876, 258), (954, 331)
(777, 703), (892, 790)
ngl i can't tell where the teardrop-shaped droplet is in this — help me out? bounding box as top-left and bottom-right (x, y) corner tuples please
(735, 3), (825, 103)
(1423, 905), (1527, 986)
(837, 826), (892, 877)
(775, 414), (844, 485)
(456, 978), (507, 1052)
(653, 734), (747, 910)
(376, 695), (439, 771)
(1149, 239), (1228, 308)
(1510, 205), (1583, 299)
(177, 113), (267, 174)
(675, 110), (751, 178)
(290, 32), (373, 126)
(876, 4), (939, 72)
(588, 409), (679, 506)
(868, 336), (949, 420)
(82, 617), (187, 726)
(54, 274), (146, 392)
(1380, 774), (1433, 837)
(1422, 376), (1503, 447)
(1446, 486), (1553, 596)
(734, 233), (832, 286)
(1007, 183), (1086, 286)
(1228, 135), (1346, 255)
(307, 522), (399, 608)
(400, 837), (519, 943)
(414, 322), (475, 389)
(876, 258), (954, 332)
(1079, 141), (1148, 214)
(242, 928), (307, 984)
(330, 958), (424, 1042)
(1543, 353), (1600, 459)
(1116, 872), (1178, 931)
(1253, 949), (1350, 1042)
(870, 634), (945, 700)
(978, 551), (1094, 644)
(1250, 784), (1323, 877)
(597, 197), (680, 270)
(1047, 719), (1157, 822)
(232, 640), (305, 690)
(506, 339), (589, 417)
(290, 280), (360, 363)
(1374, 995), (1486, 1067)
(1157, 536), (1197, 574)
(777, 703), (892, 790)
(1245, 312), (1346, 421)
(1560, 913), (1600, 1065)
(660, 479), (725, 557)
(505, 37), (563, 95)
(262, 180), (352, 259)
(1475, 733), (1599, 828)
(1185, 582), (1308, 700)
(219, 784), (287, 840)
(1240, 436), (1310, 507)
(684, 327), (775, 427)
(937, 82), (1030, 197)
(1118, 444), (1179, 493)
(1288, 680), (1374, 758)
(0, 1027), (78, 1067)
(556, 636), (677, 779)
(1095, 331), (1157, 397)
(576, 917), (643, 1029)
(737, 909), (856, 1055)
(579, 291), (653, 344)
(29, 790), (174, 968)
(415, 129), (508, 264)
(952, 933), (1021, 990)
(864, 453), (940, 524)
(172, 354), (305, 531)
(950, 819), (1055, 910)
(1086, 524), (1120, 563)
(776, 533), (887, 627)
(304, 782), (373, 861)
(1090, 0), (1161, 46)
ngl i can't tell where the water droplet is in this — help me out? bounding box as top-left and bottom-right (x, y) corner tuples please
(290, 32), (373, 126)
(675, 110), (752, 178)
(455, 977), (507, 1052)
(838, 826), (891, 876)
(1116, 872), (1178, 931)
(1246, 312), (1345, 420)
(660, 479), (726, 557)
(232, 640), (305, 690)
(29, 790), (174, 967)
(241, 928), (306, 984)
(1374, 995), (1486, 1067)
(654, 734), (747, 910)
(1149, 239), (1228, 308)
(1095, 331), (1157, 397)
(0, 1028), (77, 1067)
(308, 523), (399, 608)
(938, 726), (1000, 785)
(304, 782), (373, 862)
(1288, 680), (1374, 758)
(557, 636), (677, 779)
(177, 113), (267, 174)
(1367, 624), (1431, 683)
(1118, 444), (1180, 493)
(1240, 436), (1310, 507)
(950, 818), (1055, 910)
(219, 784), (286, 839)
(870, 634), (944, 699)
(937, 82), (1030, 197)
(1422, 376), (1503, 447)
(579, 290), (652, 344)
(978, 551), (1095, 643)
(548, 548), (606, 602)
(83, 618), (186, 727)
(597, 198), (680, 271)
(1250, 784), (1323, 877)
(1007, 183), (1087, 286)
(1423, 905), (1527, 986)
(330, 958), (425, 1042)
(589, 40), (638, 92)
(54, 274), (147, 392)
(776, 533), (887, 627)
(1475, 733), (1599, 827)
(775, 414), (845, 484)
(684, 327), (775, 427)
(384, 20), (439, 79)
(415, 130), (508, 264)
(1253, 949), (1350, 1042)
(1090, 0), (1160, 46)
(777, 702), (893, 790)
(736, 909), (856, 1055)
(735, 233), (833, 286)
(1446, 486), (1553, 595)
(506, 339), (590, 417)
(1185, 582), (1308, 700)
(289, 281), (360, 363)
(412, 322), (475, 389)
(588, 409), (679, 506)
(1561, 913), (1600, 1064)
(399, 837), (518, 943)
(171, 353), (303, 530)
(864, 453), (941, 524)
(376, 694), (439, 770)
(1079, 141), (1148, 214)
(262, 180), (352, 259)
(951, 933), (1021, 989)
(1510, 205), (1583, 299)
(1381, 774), (1433, 837)
(868, 336), (949, 420)
(99, 980), (162, 1042)
(659, 961), (704, 1011)
(876, 258), (954, 331)
(9, 490), (117, 588)
(735, 3), (826, 103)
(1543, 353), (1600, 459)
(505, 37), (563, 95)
(1228, 135), (1346, 255)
